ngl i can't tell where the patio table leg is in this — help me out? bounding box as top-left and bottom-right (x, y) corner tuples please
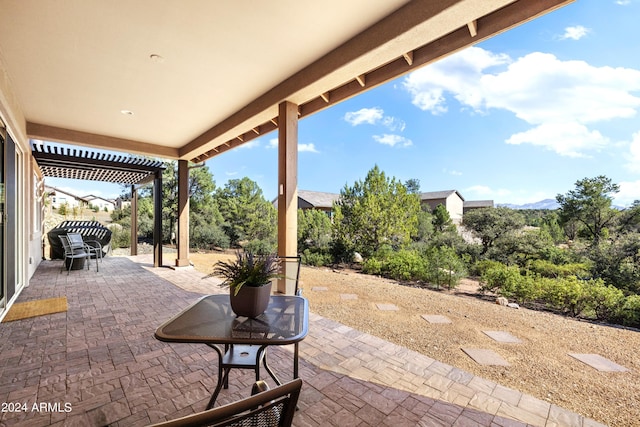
(206, 344), (225, 410)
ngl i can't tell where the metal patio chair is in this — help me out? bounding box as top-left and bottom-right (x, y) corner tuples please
(67, 232), (101, 272)
(147, 378), (302, 427)
(67, 233), (102, 271)
(58, 235), (91, 274)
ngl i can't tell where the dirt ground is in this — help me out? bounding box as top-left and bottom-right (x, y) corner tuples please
(190, 251), (640, 426)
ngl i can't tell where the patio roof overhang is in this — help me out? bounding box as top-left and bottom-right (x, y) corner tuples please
(31, 141), (166, 267)
(0, 0), (574, 162)
(31, 142), (165, 186)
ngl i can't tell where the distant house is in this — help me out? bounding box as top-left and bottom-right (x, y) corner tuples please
(463, 200), (494, 214)
(420, 190), (465, 224)
(114, 196), (131, 210)
(45, 186), (88, 210)
(83, 195), (116, 212)
(273, 190), (341, 215)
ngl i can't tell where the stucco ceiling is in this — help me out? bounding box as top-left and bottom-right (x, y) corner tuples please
(0, 0), (572, 162)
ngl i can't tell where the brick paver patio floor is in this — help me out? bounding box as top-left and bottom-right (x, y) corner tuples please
(0, 255), (606, 426)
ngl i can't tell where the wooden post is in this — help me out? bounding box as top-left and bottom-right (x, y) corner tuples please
(130, 185), (138, 256)
(153, 171), (163, 268)
(175, 160), (190, 267)
(277, 101), (298, 294)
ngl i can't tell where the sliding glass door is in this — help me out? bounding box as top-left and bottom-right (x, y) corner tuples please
(0, 127), (5, 305)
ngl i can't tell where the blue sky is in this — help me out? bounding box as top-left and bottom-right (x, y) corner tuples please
(48, 0), (640, 207)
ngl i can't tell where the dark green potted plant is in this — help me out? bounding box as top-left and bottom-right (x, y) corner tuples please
(210, 251), (281, 318)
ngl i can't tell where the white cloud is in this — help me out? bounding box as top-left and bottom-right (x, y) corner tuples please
(626, 131), (640, 173)
(506, 122), (609, 157)
(616, 0), (631, 5)
(403, 47), (511, 113)
(372, 134), (413, 147)
(382, 116), (406, 132)
(403, 46), (640, 157)
(238, 140), (261, 149)
(266, 138), (319, 152)
(225, 171), (238, 176)
(344, 107), (406, 131)
(344, 107), (384, 125)
(443, 168), (462, 176)
(299, 143), (319, 153)
(465, 185), (511, 198)
(616, 180), (640, 206)
(559, 25), (590, 40)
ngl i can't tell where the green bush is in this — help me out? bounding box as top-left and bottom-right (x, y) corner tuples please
(382, 250), (427, 281)
(243, 239), (276, 255)
(109, 225), (131, 249)
(362, 257), (383, 275)
(481, 264), (521, 294)
(470, 259), (503, 277)
(539, 276), (588, 317)
(301, 249), (332, 267)
(509, 272), (542, 304)
(583, 280), (625, 322)
(528, 259), (590, 279)
(190, 224), (230, 249)
(425, 246), (466, 290)
(619, 295), (640, 328)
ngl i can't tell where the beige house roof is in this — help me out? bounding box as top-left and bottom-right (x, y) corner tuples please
(298, 190), (341, 209)
(464, 200), (494, 209)
(420, 190), (465, 202)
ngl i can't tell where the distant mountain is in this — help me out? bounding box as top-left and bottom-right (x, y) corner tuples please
(499, 199), (560, 210)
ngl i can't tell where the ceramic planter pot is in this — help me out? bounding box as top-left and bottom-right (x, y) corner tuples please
(229, 281), (272, 318)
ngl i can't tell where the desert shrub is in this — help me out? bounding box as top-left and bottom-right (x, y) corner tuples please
(109, 225), (131, 249)
(243, 239), (275, 255)
(528, 259), (590, 279)
(618, 295), (640, 328)
(382, 250), (427, 281)
(424, 246), (466, 290)
(540, 276), (590, 317)
(470, 259), (503, 277)
(190, 224), (230, 249)
(329, 238), (354, 264)
(301, 249), (331, 267)
(481, 263), (520, 294)
(508, 272), (542, 304)
(362, 257), (383, 275)
(583, 280), (625, 322)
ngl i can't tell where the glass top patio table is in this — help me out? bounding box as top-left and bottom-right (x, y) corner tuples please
(154, 294), (309, 408)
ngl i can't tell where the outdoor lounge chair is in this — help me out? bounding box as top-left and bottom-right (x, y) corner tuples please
(147, 378), (302, 427)
(58, 235), (91, 274)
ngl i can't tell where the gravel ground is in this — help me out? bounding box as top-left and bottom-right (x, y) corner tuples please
(188, 252), (640, 426)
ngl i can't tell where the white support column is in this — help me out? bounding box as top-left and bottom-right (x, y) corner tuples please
(277, 101), (298, 294)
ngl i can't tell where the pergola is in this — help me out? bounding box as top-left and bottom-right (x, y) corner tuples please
(31, 142), (166, 267)
(0, 0), (574, 293)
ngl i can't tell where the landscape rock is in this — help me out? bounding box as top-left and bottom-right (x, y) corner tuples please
(496, 297), (508, 306)
(507, 302), (520, 309)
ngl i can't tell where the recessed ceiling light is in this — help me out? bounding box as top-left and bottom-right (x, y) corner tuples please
(120, 110), (134, 116)
(150, 54), (165, 63)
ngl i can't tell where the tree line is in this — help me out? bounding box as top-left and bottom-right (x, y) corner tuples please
(109, 162), (640, 327)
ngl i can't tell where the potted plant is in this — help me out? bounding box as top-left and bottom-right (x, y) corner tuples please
(210, 251), (281, 318)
